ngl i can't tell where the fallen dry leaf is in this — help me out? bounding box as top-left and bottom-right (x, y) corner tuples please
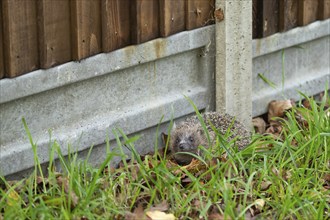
(260, 180), (272, 191)
(271, 167), (280, 176)
(146, 211), (175, 220)
(268, 100), (294, 122)
(208, 213), (226, 220)
(125, 203), (147, 220)
(324, 173), (330, 182)
(254, 199), (265, 211)
(214, 8), (224, 22)
(252, 117), (267, 134)
(283, 170), (292, 181)
(265, 120), (283, 139)
(57, 176), (79, 208)
(302, 99), (311, 109)
(181, 159), (207, 175)
(149, 201), (169, 212)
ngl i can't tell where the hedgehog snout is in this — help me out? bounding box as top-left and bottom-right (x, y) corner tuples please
(179, 143), (187, 150)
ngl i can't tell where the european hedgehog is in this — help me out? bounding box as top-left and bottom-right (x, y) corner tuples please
(170, 112), (251, 165)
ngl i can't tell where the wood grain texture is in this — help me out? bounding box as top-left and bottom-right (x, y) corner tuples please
(131, 0), (160, 44)
(38, 0), (71, 68)
(261, 0), (279, 37)
(253, 0), (261, 39)
(186, 0), (215, 30)
(2, 0), (39, 78)
(102, 0), (130, 52)
(279, 0), (298, 32)
(318, 0), (330, 19)
(71, 0), (101, 60)
(159, 0), (185, 37)
(298, 0), (319, 26)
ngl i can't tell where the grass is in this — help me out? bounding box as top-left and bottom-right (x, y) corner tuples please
(0, 92), (329, 219)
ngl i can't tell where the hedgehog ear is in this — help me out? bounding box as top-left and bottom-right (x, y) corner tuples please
(172, 122), (177, 130)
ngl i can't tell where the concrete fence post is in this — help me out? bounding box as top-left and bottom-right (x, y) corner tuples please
(215, 0), (253, 128)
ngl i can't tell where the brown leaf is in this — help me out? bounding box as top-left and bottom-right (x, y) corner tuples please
(324, 173), (330, 182)
(208, 213), (226, 220)
(149, 201), (169, 212)
(302, 99), (311, 109)
(265, 120), (283, 139)
(214, 8), (224, 22)
(271, 167), (280, 176)
(260, 180), (272, 191)
(183, 159), (207, 175)
(181, 177), (193, 183)
(268, 100), (294, 122)
(125, 203), (148, 220)
(252, 198), (265, 214)
(283, 170), (292, 181)
(36, 176), (45, 185)
(56, 176), (79, 208)
(252, 117), (267, 134)
(255, 199), (265, 209)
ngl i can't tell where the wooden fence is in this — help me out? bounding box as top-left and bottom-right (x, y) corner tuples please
(0, 0), (215, 79)
(253, 0), (330, 38)
(0, 0), (329, 79)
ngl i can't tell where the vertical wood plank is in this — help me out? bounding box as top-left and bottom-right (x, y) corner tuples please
(38, 0), (71, 68)
(0, 1), (4, 78)
(71, 0), (101, 60)
(261, 0), (279, 37)
(2, 0), (39, 78)
(102, 0), (130, 52)
(279, 0), (298, 32)
(318, 0), (330, 19)
(298, 0), (319, 26)
(186, 0), (215, 30)
(252, 0), (261, 39)
(159, 0), (185, 37)
(131, 0), (159, 44)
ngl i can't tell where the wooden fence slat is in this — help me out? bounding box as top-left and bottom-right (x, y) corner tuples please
(102, 0), (130, 52)
(186, 0), (214, 30)
(261, 0), (279, 37)
(2, 0), (39, 78)
(279, 0), (298, 32)
(159, 0), (185, 37)
(253, 0), (261, 39)
(298, 0), (319, 26)
(0, 1), (4, 79)
(131, 0), (160, 44)
(318, 0), (330, 19)
(71, 0), (101, 60)
(38, 0), (71, 68)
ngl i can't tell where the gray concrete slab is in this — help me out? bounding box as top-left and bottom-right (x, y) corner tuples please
(1, 19), (329, 177)
(0, 28), (216, 176)
(252, 20), (330, 116)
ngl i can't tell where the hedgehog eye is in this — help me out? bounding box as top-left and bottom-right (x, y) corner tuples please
(175, 138), (180, 144)
(189, 136), (194, 142)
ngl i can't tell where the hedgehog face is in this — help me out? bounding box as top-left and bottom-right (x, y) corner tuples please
(173, 132), (198, 152)
(170, 124), (202, 154)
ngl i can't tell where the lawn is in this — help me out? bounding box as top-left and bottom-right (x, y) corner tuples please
(0, 91), (329, 220)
